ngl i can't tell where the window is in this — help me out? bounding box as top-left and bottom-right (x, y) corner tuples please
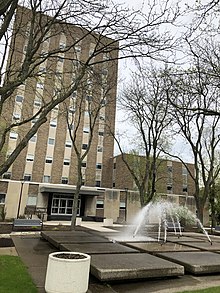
(102, 69), (108, 75)
(69, 107), (75, 114)
(65, 141), (72, 148)
(61, 177), (68, 184)
(43, 175), (51, 183)
(46, 157), (53, 163)
(82, 144), (88, 150)
(69, 124), (74, 130)
(81, 162), (87, 168)
(167, 185), (172, 193)
(95, 181), (101, 187)
(63, 159), (70, 166)
(167, 166), (172, 172)
(39, 66), (46, 73)
(48, 138), (55, 145)
(97, 146), (103, 152)
(31, 117), (38, 124)
(83, 127), (89, 133)
(50, 120), (57, 128)
(26, 154), (34, 162)
(120, 202), (126, 210)
(13, 113), (20, 121)
(99, 131), (104, 136)
(96, 199), (104, 209)
(2, 172), (11, 179)
(182, 166), (187, 175)
(75, 45), (81, 52)
(9, 132), (18, 139)
(59, 42), (66, 49)
(51, 195), (80, 216)
(96, 163), (102, 170)
(84, 111), (89, 117)
(183, 186), (188, 193)
(24, 174), (32, 181)
(30, 135), (37, 142)
(15, 95), (23, 103)
(100, 98), (106, 105)
(0, 193), (6, 204)
(36, 82), (44, 89)
(58, 57), (64, 63)
(34, 99), (41, 107)
(86, 95), (93, 101)
(113, 162), (116, 169)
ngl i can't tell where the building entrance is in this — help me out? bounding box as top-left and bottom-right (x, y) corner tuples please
(49, 194), (81, 219)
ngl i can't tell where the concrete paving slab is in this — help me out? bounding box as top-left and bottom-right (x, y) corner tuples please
(166, 236), (204, 243)
(157, 251), (220, 275)
(90, 253), (184, 281)
(60, 242), (139, 254)
(125, 242), (199, 253)
(179, 241), (220, 251)
(41, 230), (90, 240)
(192, 234), (220, 242)
(47, 234), (111, 249)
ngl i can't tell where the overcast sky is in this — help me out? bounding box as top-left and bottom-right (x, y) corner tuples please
(113, 0), (194, 162)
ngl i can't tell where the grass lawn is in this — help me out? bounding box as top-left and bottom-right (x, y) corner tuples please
(180, 287), (220, 293)
(0, 255), (38, 293)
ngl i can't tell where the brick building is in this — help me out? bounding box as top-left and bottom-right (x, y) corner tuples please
(0, 6), (119, 221)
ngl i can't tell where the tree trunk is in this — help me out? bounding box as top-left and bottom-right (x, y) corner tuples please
(196, 203), (205, 225)
(71, 166), (82, 230)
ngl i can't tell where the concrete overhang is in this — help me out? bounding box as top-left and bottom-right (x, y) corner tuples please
(39, 184), (105, 196)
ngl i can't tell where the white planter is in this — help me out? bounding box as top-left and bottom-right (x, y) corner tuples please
(45, 251), (91, 293)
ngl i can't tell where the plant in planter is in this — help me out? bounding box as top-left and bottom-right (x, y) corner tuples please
(45, 251), (91, 293)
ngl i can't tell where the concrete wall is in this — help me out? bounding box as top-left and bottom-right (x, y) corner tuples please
(4, 181), (29, 219)
(104, 190), (120, 222)
(126, 191), (141, 223)
(84, 196), (96, 216)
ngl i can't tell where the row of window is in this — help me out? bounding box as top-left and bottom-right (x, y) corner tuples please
(25, 153), (103, 169)
(167, 185), (188, 193)
(2, 172), (102, 186)
(9, 132), (103, 150)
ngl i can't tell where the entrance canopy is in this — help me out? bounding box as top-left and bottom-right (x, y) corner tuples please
(39, 185), (105, 196)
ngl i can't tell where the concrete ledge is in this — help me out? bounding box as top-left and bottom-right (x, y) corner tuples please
(157, 251), (220, 275)
(103, 218), (113, 227)
(76, 217), (82, 226)
(90, 253), (184, 281)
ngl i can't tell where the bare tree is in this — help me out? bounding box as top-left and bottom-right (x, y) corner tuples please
(115, 65), (172, 207)
(0, 0), (180, 176)
(61, 65), (116, 228)
(165, 42), (220, 224)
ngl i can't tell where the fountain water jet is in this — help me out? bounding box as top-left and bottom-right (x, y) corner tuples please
(131, 201), (212, 244)
(107, 200), (212, 244)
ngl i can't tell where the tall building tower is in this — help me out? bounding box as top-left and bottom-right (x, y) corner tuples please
(0, 5), (118, 220)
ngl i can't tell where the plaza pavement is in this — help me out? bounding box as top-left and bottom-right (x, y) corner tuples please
(2, 221), (220, 292)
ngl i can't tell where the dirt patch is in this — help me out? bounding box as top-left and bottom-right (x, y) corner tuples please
(53, 253), (87, 259)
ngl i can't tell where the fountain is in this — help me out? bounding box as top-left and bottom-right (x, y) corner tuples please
(110, 200), (212, 244)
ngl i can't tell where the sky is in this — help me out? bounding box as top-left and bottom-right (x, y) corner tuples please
(113, 0), (195, 163)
